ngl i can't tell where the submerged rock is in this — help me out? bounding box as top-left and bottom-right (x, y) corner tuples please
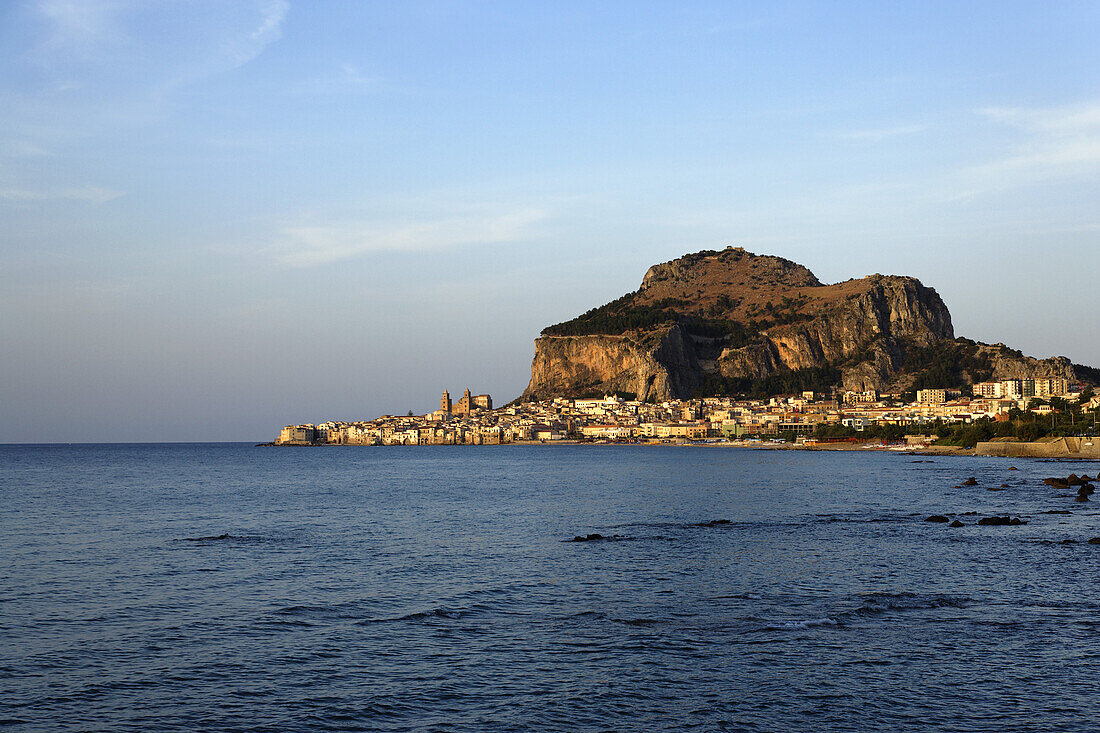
(925, 515), (950, 523)
(184, 533), (231, 541)
(695, 519), (732, 527)
(1089, 538), (1100, 545)
(570, 533), (606, 542)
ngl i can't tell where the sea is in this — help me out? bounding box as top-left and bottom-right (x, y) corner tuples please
(3, 443), (1100, 732)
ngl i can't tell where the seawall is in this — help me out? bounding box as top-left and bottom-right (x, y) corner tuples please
(974, 437), (1100, 458)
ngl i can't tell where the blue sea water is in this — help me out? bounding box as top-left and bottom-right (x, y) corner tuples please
(3, 443), (1100, 732)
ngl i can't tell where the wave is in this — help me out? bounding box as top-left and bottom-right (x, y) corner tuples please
(357, 604), (492, 625)
(753, 592), (970, 633)
(849, 591), (969, 616)
(758, 617), (840, 631)
(812, 514), (911, 524)
(616, 617), (662, 626)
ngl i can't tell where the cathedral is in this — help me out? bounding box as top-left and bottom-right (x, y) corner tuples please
(441, 388), (492, 416)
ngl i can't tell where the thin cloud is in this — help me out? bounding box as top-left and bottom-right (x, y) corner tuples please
(0, 140), (54, 158)
(289, 63), (380, 95)
(978, 103), (1100, 134)
(951, 100), (1100, 199)
(36, 0), (123, 54)
(273, 209), (547, 267)
(833, 124), (925, 141)
(223, 0), (289, 68)
(0, 185), (122, 202)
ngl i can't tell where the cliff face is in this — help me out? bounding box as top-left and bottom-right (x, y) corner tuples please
(523, 327), (700, 403)
(981, 345), (1081, 382)
(521, 246), (1093, 400)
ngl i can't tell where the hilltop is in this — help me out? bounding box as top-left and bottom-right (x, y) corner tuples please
(522, 246), (1097, 401)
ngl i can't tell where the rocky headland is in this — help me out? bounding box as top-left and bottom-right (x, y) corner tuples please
(522, 246), (1096, 401)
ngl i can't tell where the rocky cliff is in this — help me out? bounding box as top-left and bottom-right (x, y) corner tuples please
(521, 246), (1094, 401)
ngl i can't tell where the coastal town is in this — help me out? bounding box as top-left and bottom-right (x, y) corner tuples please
(274, 379), (1100, 447)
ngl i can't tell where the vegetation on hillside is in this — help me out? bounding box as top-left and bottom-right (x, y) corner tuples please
(902, 337), (994, 390)
(542, 292), (777, 349)
(541, 289), (819, 344)
(693, 366), (842, 400)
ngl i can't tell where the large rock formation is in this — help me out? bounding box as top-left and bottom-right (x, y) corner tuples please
(520, 247), (1094, 401)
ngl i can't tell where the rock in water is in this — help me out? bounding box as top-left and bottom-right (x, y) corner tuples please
(962, 477), (978, 486)
(925, 515), (950, 523)
(977, 516), (1025, 526)
(696, 519), (732, 527)
(949, 520), (965, 527)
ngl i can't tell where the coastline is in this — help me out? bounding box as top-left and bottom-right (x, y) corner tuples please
(258, 438), (974, 455)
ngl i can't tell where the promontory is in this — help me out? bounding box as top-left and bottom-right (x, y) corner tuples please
(521, 246), (1097, 402)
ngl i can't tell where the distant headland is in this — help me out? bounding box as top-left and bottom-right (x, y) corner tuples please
(268, 247), (1099, 451)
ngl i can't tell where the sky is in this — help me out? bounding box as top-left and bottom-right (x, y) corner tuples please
(2, 0), (1099, 442)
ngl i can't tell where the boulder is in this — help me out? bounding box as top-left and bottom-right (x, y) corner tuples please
(949, 520), (965, 527)
(962, 477), (978, 486)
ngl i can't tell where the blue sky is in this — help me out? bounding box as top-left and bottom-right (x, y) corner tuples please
(2, 0), (1098, 442)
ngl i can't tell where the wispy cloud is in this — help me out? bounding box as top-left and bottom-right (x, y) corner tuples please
(0, 185), (122, 202)
(833, 124), (925, 141)
(290, 63), (380, 95)
(950, 100), (1100, 199)
(272, 208), (547, 267)
(36, 0), (124, 56)
(0, 140), (54, 158)
(222, 0), (289, 68)
(978, 103), (1100, 134)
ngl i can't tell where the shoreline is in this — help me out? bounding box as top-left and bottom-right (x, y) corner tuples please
(258, 439), (974, 456)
